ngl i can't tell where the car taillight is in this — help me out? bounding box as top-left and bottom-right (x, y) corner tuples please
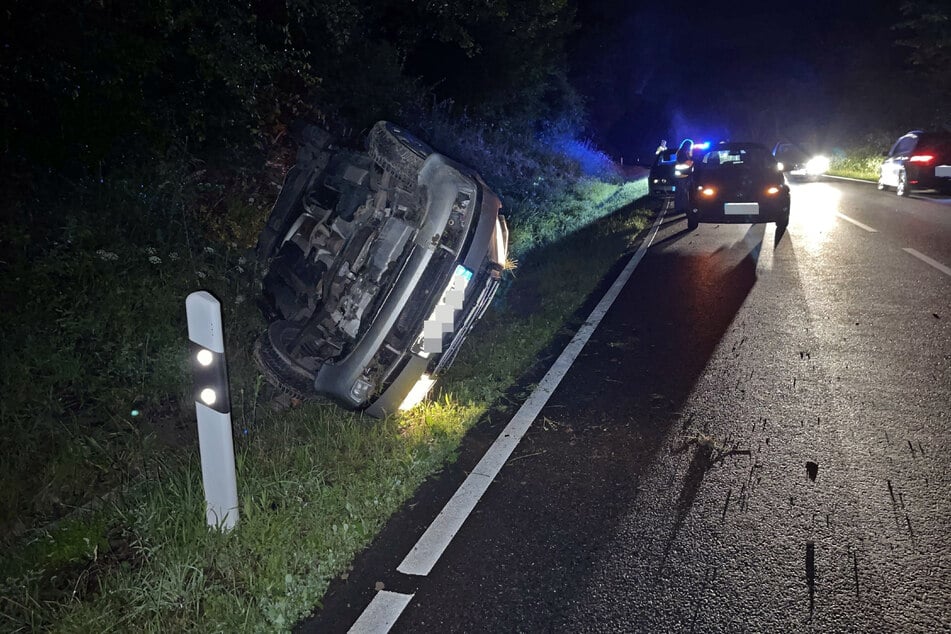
(698, 186), (715, 197)
(909, 154), (934, 164)
(766, 186), (780, 195)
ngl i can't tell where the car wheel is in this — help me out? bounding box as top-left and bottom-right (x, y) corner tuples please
(896, 171), (909, 197)
(686, 212), (699, 230)
(252, 322), (321, 400)
(367, 121), (433, 190)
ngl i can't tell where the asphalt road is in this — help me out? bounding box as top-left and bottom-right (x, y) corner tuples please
(301, 179), (951, 633)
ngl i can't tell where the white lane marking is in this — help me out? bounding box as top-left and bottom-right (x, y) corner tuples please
(834, 211), (878, 233)
(348, 591), (414, 634)
(396, 207), (667, 578)
(903, 248), (951, 277)
(822, 174), (876, 185)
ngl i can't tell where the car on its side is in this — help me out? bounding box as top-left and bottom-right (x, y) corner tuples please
(878, 130), (951, 196)
(254, 121), (509, 417)
(772, 141), (830, 181)
(686, 142), (790, 231)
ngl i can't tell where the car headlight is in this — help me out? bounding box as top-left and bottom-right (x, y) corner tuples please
(805, 156), (830, 175)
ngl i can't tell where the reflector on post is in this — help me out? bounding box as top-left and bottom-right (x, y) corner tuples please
(185, 291), (239, 532)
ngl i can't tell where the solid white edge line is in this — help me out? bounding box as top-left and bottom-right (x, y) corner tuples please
(903, 248), (951, 277)
(833, 211), (878, 233)
(396, 205), (666, 578)
(348, 591), (414, 634)
(822, 174), (876, 184)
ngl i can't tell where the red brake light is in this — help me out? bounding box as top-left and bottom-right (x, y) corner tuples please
(909, 154), (934, 164)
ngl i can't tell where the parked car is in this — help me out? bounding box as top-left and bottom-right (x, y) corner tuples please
(772, 141), (830, 181)
(254, 121), (509, 417)
(649, 149), (678, 202)
(686, 142), (790, 231)
(878, 130), (951, 196)
(649, 142), (709, 208)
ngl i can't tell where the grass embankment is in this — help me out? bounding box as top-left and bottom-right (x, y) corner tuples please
(826, 150), (881, 181)
(0, 138), (647, 630)
(825, 135), (894, 182)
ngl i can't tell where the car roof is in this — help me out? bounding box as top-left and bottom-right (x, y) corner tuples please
(772, 141), (809, 153)
(709, 141), (770, 152)
(902, 130), (951, 139)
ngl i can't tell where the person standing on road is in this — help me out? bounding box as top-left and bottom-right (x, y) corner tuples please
(655, 139), (668, 155)
(674, 139), (694, 213)
(675, 138), (694, 164)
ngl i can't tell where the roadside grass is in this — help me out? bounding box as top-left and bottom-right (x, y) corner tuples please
(0, 164), (266, 537)
(827, 151), (881, 181)
(826, 135), (894, 182)
(0, 163), (648, 630)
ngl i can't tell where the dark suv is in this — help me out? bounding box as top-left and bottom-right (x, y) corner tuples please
(254, 122), (509, 417)
(878, 130), (951, 196)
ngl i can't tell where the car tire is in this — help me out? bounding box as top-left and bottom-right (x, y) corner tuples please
(367, 122), (433, 190)
(687, 212), (699, 230)
(896, 171), (909, 197)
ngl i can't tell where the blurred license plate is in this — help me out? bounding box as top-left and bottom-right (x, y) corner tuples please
(936, 165), (951, 177)
(724, 202), (759, 215)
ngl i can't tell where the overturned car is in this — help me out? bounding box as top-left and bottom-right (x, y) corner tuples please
(254, 122), (509, 417)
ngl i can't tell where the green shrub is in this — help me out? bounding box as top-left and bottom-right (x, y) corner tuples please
(827, 131), (896, 181)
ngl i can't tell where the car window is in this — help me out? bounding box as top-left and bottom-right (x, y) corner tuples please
(701, 147), (773, 169)
(775, 144), (806, 162)
(891, 136), (917, 156)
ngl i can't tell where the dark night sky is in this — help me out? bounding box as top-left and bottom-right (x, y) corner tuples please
(569, 0), (905, 160)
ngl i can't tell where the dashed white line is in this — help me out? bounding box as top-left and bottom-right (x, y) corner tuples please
(903, 248), (951, 277)
(834, 211), (878, 233)
(822, 174), (877, 185)
(348, 591), (414, 634)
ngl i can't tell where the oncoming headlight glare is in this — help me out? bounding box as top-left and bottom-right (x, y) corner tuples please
(805, 155), (830, 175)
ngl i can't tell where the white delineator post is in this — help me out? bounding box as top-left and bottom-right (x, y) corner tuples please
(185, 291), (240, 531)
